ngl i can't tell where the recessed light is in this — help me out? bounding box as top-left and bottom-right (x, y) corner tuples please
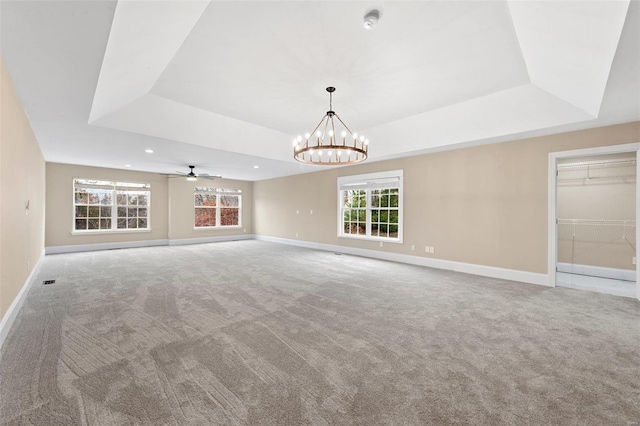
(145, 149), (154, 154)
(125, 164), (131, 167)
(254, 165), (259, 169)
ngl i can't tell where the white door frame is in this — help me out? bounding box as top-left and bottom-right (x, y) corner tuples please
(548, 142), (640, 300)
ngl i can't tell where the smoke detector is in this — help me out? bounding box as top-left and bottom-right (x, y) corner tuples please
(363, 10), (379, 30)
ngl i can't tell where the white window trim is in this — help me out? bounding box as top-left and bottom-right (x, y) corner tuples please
(193, 188), (242, 229)
(72, 178), (151, 234)
(337, 170), (403, 243)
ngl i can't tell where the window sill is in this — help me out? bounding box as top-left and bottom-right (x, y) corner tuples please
(338, 234), (403, 244)
(194, 225), (242, 230)
(71, 229), (151, 236)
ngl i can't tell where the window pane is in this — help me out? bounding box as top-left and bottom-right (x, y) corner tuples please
(75, 179), (112, 186)
(138, 218), (147, 229)
(128, 218), (138, 229)
(117, 193), (127, 205)
(75, 206), (87, 218)
(116, 182), (150, 189)
(100, 206), (111, 217)
(88, 218), (99, 229)
(195, 208), (216, 227)
(128, 208), (137, 218)
(128, 194), (138, 205)
(221, 208), (239, 226)
(220, 195), (238, 207)
(117, 218), (127, 229)
(88, 192), (100, 204)
(88, 206), (100, 217)
(75, 219), (87, 230)
(138, 208), (147, 218)
(75, 192), (88, 204)
(137, 194), (148, 206)
(99, 192), (112, 205)
(100, 219), (111, 229)
(117, 207), (127, 217)
(390, 211), (398, 224)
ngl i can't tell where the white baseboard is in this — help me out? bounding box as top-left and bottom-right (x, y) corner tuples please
(557, 262), (636, 282)
(168, 234), (254, 246)
(0, 249), (45, 351)
(46, 239), (169, 254)
(255, 235), (551, 287)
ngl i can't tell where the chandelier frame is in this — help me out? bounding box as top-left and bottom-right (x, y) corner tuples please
(293, 87), (369, 165)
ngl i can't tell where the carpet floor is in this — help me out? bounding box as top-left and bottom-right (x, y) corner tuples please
(1, 240), (639, 425)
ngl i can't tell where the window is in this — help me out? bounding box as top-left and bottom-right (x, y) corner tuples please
(338, 170), (403, 242)
(74, 179), (150, 232)
(194, 187), (241, 228)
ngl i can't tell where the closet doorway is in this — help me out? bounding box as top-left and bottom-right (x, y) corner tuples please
(549, 143), (640, 299)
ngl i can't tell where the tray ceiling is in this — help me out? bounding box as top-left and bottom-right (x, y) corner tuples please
(2, 1), (638, 180)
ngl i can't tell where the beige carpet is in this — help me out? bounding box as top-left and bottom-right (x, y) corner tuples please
(1, 240), (639, 425)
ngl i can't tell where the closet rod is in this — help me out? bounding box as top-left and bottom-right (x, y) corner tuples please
(558, 158), (636, 171)
(557, 219), (636, 226)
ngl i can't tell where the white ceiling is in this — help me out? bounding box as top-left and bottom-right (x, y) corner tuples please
(1, 1), (638, 181)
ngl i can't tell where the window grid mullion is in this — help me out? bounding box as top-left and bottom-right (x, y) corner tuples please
(216, 194), (220, 226)
(111, 189), (117, 230)
(366, 189), (371, 237)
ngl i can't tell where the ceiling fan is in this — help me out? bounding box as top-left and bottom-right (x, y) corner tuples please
(169, 165), (221, 181)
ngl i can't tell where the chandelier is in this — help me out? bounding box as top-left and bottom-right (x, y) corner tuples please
(293, 87), (369, 165)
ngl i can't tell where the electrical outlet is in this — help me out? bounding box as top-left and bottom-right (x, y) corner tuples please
(379, 241), (384, 248)
(296, 232), (299, 238)
(310, 209), (313, 215)
(411, 244), (415, 251)
(425, 246), (430, 253)
(633, 257), (637, 265)
(296, 210), (299, 214)
(243, 228), (246, 233)
(430, 247), (435, 254)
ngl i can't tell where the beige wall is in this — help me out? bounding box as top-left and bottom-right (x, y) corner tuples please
(168, 177), (252, 240)
(46, 163), (253, 247)
(254, 121), (640, 275)
(46, 163), (170, 247)
(0, 59), (46, 319)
